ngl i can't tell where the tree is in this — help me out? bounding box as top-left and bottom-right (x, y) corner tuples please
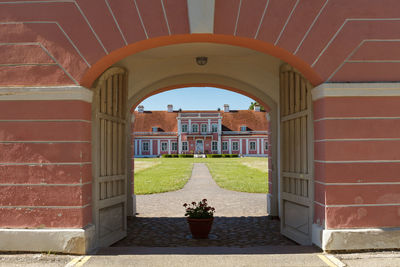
(249, 101), (265, 111)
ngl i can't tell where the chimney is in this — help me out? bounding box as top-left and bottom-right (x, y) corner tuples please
(138, 105), (144, 113)
(224, 104), (229, 112)
(167, 104), (173, 112)
(255, 105), (261, 112)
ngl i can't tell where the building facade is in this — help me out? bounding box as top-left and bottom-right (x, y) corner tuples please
(133, 105), (269, 157)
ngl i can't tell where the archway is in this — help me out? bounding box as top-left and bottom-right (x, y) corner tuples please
(90, 41), (314, 249)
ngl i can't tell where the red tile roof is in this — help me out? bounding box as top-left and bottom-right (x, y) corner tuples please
(132, 110), (268, 132)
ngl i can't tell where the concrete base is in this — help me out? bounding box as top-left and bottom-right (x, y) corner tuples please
(312, 224), (400, 251)
(0, 224), (95, 255)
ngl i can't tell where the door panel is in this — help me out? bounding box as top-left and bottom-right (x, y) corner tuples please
(280, 64), (313, 245)
(93, 68), (127, 247)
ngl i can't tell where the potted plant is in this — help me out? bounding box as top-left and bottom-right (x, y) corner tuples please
(183, 199), (215, 239)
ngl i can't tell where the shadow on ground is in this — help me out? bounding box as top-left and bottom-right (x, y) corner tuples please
(112, 216), (297, 248)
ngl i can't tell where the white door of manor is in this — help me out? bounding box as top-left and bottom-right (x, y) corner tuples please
(92, 67), (128, 247)
(196, 140), (204, 153)
(279, 64), (314, 245)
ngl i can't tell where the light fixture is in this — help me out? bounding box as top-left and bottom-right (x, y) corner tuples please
(196, 56), (208, 66)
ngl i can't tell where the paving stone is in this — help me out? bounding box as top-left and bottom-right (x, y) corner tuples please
(113, 163), (296, 248)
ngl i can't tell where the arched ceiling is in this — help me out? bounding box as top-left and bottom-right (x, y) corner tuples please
(1, 0), (400, 87)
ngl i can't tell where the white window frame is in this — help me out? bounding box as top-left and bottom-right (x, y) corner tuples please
(250, 141), (256, 151)
(265, 141), (269, 151)
(211, 141), (218, 151)
(201, 123), (207, 133)
(222, 141), (228, 151)
(182, 141), (188, 151)
(211, 124), (218, 133)
(152, 127), (158, 132)
(172, 142), (177, 151)
(181, 124), (188, 133)
(240, 125), (247, 131)
(161, 142), (168, 152)
(232, 141), (239, 151)
(192, 124), (199, 133)
(142, 141), (149, 151)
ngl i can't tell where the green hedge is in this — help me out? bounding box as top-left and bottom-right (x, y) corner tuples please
(161, 154), (179, 158)
(178, 154), (194, 158)
(206, 154), (222, 158)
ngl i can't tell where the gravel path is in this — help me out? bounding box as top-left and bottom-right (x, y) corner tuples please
(135, 163), (268, 217)
(113, 163), (295, 247)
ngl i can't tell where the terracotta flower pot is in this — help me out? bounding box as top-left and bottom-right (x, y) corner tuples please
(187, 217), (214, 239)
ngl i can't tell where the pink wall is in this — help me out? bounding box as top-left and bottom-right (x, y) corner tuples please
(0, 100), (92, 228)
(314, 96), (400, 229)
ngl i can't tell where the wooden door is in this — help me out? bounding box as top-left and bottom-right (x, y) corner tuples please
(279, 64), (313, 245)
(92, 67), (127, 247)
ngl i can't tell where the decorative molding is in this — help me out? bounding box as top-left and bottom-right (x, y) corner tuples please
(312, 83), (400, 100)
(187, 0), (215, 34)
(0, 86), (93, 102)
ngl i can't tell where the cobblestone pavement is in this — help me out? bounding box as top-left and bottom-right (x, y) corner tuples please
(113, 163), (296, 247)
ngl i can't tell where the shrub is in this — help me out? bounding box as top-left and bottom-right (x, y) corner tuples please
(179, 154), (194, 158)
(206, 154), (222, 158)
(161, 154), (172, 158)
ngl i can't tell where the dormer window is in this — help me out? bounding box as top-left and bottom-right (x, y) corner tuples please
(152, 127), (158, 132)
(240, 125), (247, 131)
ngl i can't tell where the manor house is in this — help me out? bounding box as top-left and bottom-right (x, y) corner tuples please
(133, 104), (269, 157)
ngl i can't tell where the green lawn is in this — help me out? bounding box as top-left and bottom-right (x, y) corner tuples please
(134, 157), (268, 194)
(134, 158), (193, 194)
(205, 157), (268, 193)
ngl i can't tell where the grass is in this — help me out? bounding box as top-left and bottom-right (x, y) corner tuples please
(205, 157), (268, 193)
(134, 157), (268, 194)
(134, 158), (193, 194)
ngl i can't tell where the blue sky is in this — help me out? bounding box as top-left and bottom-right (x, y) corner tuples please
(136, 87), (255, 111)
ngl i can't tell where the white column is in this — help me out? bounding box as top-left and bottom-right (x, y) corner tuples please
(178, 135), (182, 154)
(218, 118), (221, 134)
(168, 139), (171, 154)
(208, 119), (211, 133)
(139, 140), (142, 155)
(157, 140), (160, 155)
(188, 119), (192, 133)
(246, 139), (249, 155)
(218, 134), (221, 154)
(177, 119), (181, 134)
(239, 139), (242, 154)
(149, 139), (153, 155)
(134, 140), (138, 155)
(257, 138), (260, 155)
(228, 139), (232, 154)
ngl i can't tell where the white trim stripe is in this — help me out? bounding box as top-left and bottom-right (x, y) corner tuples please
(0, 204), (91, 209)
(315, 180), (400, 186)
(312, 82), (400, 100)
(314, 201), (400, 208)
(315, 160), (400, 163)
(0, 120), (91, 123)
(315, 138), (400, 142)
(312, 18), (400, 67)
(234, 0), (242, 36)
(0, 141), (91, 144)
(105, 0), (128, 45)
(0, 86), (93, 102)
(254, 0), (269, 39)
(0, 182), (92, 186)
(160, 0), (171, 35)
(0, 1), (109, 54)
(294, 0), (329, 55)
(133, 0), (149, 39)
(315, 117), (400, 122)
(274, 0), (299, 45)
(0, 162), (92, 166)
